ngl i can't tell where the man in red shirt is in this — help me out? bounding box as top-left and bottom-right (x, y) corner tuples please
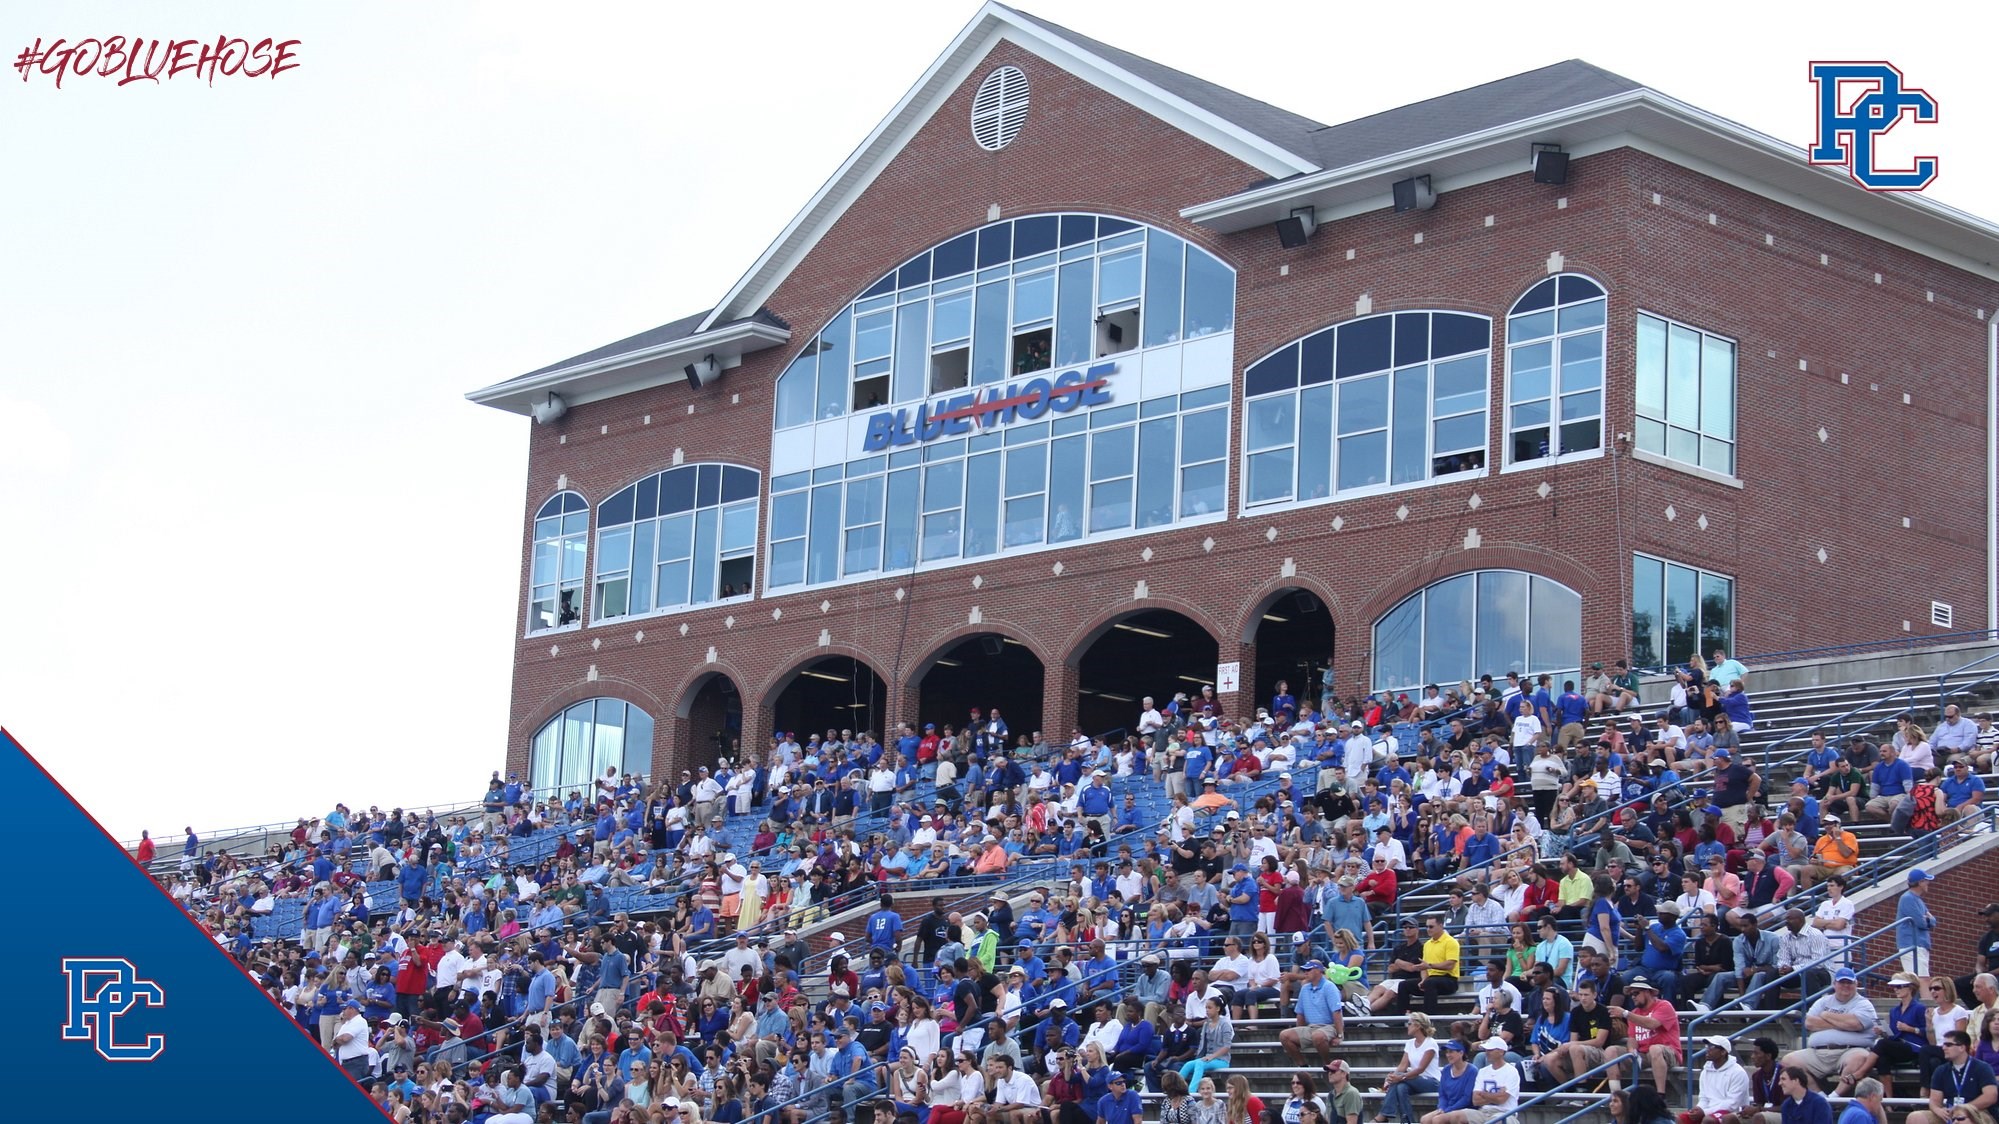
(134, 831), (156, 865)
(1357, 856), (1399, 910)
(394, 938), (433, 1020)
(1605, 975), (1681, 1096)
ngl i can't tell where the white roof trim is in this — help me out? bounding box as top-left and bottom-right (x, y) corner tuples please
(466, 320), (790, 415)
(695, 2), (1320, 334)
(1183, 89), (1999, 282)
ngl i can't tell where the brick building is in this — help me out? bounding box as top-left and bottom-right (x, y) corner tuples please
(469, 5), (1999, 790)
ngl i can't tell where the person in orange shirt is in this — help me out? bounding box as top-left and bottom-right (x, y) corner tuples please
(1796, 816), (1860, 888)
(973, 839), (1011, 875)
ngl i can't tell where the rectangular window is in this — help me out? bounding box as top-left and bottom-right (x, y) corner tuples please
(1245, 393), (1296, 505)
(1635, 312), (1736, 475)
(1003, 445), (1048, 547)
(1088, 425), (1135, 532)
(1632, 553), (1733, 667)
(1179, 406), (1226, 517)
(818, 308), (851, 420)
(1135, 416), (1176, 528)
(1048, 435), (1086, 542)
(963, 452), (1001, 557)
(1056, 259), (1093, 368)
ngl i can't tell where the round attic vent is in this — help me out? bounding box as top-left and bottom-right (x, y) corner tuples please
(971, 65), (1029, 152)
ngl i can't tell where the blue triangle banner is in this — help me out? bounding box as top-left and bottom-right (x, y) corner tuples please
(0, 727), (388, 1120)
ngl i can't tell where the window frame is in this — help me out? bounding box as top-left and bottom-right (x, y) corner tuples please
(1633, 310), (1738, 478)
(590, 464), (761, 626)
(1502, 273), (1607, 472)
(1630, 552), (1734, 668)
(527, 491), (589, 637)
(529, 698), (655, 795)
(1370, 568), (1583, 691)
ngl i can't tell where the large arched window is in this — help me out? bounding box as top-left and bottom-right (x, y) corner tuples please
(1505, 274), (1605, 465)
(1372, 570), (1581, 690)
(529, 698), (654, 794)
(1241, 310), (1490, 510)
(594, 464), (759, 621)
(528, 492), (588, 634)
(767, 214), (1236, 592)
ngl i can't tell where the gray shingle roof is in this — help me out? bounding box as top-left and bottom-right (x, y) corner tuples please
(518, 307), (789, 379)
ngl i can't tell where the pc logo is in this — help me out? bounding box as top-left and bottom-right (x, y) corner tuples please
(61, 958), (165, 1061)
(1808, 62), (1939, 191)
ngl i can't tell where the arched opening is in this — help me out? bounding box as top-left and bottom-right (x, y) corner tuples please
(1071, 609), (1218, 738)
(528, 698), (656, 796)
(678, 672), (744, 767)
(916, 634), (1045, 741)
(770, 656), (889, 743)
(1371, 570), (1581, 691)
(1249, 588), (1335, 718)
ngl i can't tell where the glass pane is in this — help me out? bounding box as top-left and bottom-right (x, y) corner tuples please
(855, 311), (892, 360)
(1635, 315), (1667, 419)
(1667, 426), (1700, 464)
(1180, 461), (1224, 517)
(593, 699), (626, 781)
(1558, 298), (1605, 333)
(532, 540), (558, 586)
(1372, 595), (1422, 691)
(817, 309), (851, 420)
(1143, 231), (1183, 347)
(1246, 449), (1294, 505)
(769, 540), (805, 589)
(1422, 574), (1475, 687)
(1090, 426), (1135, 482)
(1098, 249), (1141, 305)
(1559, 420), (1601, 455)
(561, 704), (593, 790)
(1245, 347), (1299, 398)
(964, 453), (1001, 557)
(922, 460), (964, 514)
(531, 721), (561, 795)
(1702, 437), (1734, 475)
(1699, 572), (1733, 660)
(1664, 561), (1698, 666)
(844, 478), (883, 528)
(1433, 355), (1486, 416)
(720, 503), (756, 553)
(1182, 248), (1233, 337)
(1004, 495), (1045, 546)
(1474, 570), (1529, 679)
(1509, 309), (1555, 342)
(894, 303), (928, 404)
(1297, 384), (1333, 501)
(561, 511), (587, 537)
(561, 538), (587, 583)
(1390, 365), (1427, 485)
(1635, 417), (1666, 457)
(657, 559), (690, 608)
(1247, 394), (1293, 452)
(1434, 412), (1486, 456)
(597, 527), (632, 575)
(657, 513), (692, 561)
(629, 521), (655, 614)
(1005, 445), (1047, 497)
(1509, 341), (1552, 403)
(973, 280), (1010, 386)
(1560, 390), (1601, 422)
(1528, 577), (1581, 675)
(884, 470), (918, 569)
(1700, 335), (1735, 440)
(1056, 259), (1094, 367)
(843, 526), (881, 575)
(691, 508), (717, 605)
(807, 485), (841, 585)
(920, 511), (961, 561)
(1559, 331), (1603, 392)
(776, 353), (816, 429)
(771, 491), (808, 539)
(593, 575), (628, 618)
(1337, 431), (1386, 491)
(1336, 317), (1392, 378)
(933, 291), (971, 344)
(1048, 436), (1086, 542)
(1666, 323), (1701, 428)
(1089, 478), (1132, 532)
(1181, 407), (1226, 464)
(624, 709), (654, 782)
(1631, 555), (1663, 667)
(1135, 417), (1176, 528)
(1337, 374), (1388, 435)
(1013, 270), (1054, 326)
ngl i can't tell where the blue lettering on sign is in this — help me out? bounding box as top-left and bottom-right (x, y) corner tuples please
(1808, 62), (1939, 191)
(859, 362), (1119, 452)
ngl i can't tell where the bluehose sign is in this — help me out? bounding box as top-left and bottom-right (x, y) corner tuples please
(861, 361), (1117, 452)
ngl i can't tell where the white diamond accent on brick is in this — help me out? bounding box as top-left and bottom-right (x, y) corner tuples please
(1281, 558), (1297, 578)
(895, 587), (906, 601)
(587, 664), (598, 681)
(591, 638), (602, 651)
(1467, 493), (1482, 510)
(1696, 515), (1708, 531)
(549, 645), (560, 657)
(1051, 562), (1064, 576)
(724, 616), (735, 629)
(1265, 527), (1278, 542)
(634, 631), (644, 643)
(706, 646), (717, 663)
(1463, 527), (1482, 550)
(1395, 505), (1409, 521)
(1818, 427), (1829, 443)
(1331, 516), (1344, 531)
(1664, 505), (1677, 521)
(820, 600), (830, 613)
(1817, 548), (1829, 564)
(972, 575), (984, 589)
(1133, 580), (1149, 600)
(1140, 548), (1153, 562)
(1202, 537), (1214, 553)
(1537, 482), (1552, 499)
(678, 623), (688, 637)
(1904, 620), (1912, 631)
(818, 629), (831, 646)
(968, 607), (982, 625)
(771, 608), (782, 620)
(1546, 251), (1565, 273)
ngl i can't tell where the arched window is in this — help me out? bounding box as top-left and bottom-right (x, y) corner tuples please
(1241, 310), (1490, 509)
(528, 492), (588, 633)
(594, 464), (759, 621)
(529, 698), (654, 795)
(1372, 570), (1581, 690)
(1505, 274), (1605, 465)
(767, 213), (1236, 591)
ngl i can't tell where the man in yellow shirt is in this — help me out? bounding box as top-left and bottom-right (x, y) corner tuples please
(1419, 914), (1461, 1012)
(1557, 853), (1594, 921)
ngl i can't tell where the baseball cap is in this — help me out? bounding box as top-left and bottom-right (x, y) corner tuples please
(1908, 869), (1934, 884)
(1703, 1035), (1731, 1051)
(1442, 1040), (1469, 1054)
(1049, 998), (1068, 1008)
(1834, 968), (1858, 982)
(1303, 960), (1326, 971)
(590, 1003), (607, 1016)
(828, 931), (845, 942)
(1713, 749), (1730, 759)
(1231, 863), (1248, 873)
(1481, 1037), (1508, 1051)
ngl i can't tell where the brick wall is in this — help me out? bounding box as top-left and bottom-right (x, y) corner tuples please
(1853, 836), (1999, 981)
(495, 41), (1999, 782)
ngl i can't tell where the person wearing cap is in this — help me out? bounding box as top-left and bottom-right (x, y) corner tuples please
(1282, 959), (1346, 1063)
(328, 997), (373, 1079)
(1604, 976), (1681, 1097)
(1442, 1037), (1520, 1122)
(1796, 815), (1860, 889)
(1092, 1066), (1143, 1124)
(1898, 868), (1940, 978)
(1680, 1036), (1752, 1124)
(1417, 1040), (1476, 1124)
(1779, 968), (1878, 1091)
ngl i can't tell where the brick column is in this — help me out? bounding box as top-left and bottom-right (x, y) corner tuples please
(1045, 659), (1081, 740)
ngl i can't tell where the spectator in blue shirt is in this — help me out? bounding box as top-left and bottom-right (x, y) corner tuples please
(1226, 865), (1260, 935)
(866, 895), (905, 953)
(1897, 869), (1938, 978)
(1867, 744), (1914, 819)
(1942, 758), (1988, 818)
(1095, 1071), (1143, 1124)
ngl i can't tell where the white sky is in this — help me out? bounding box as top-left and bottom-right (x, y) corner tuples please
(3, 1), (1995, 841)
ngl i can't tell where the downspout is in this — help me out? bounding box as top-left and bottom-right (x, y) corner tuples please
(1988, 314), (1997, 632)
